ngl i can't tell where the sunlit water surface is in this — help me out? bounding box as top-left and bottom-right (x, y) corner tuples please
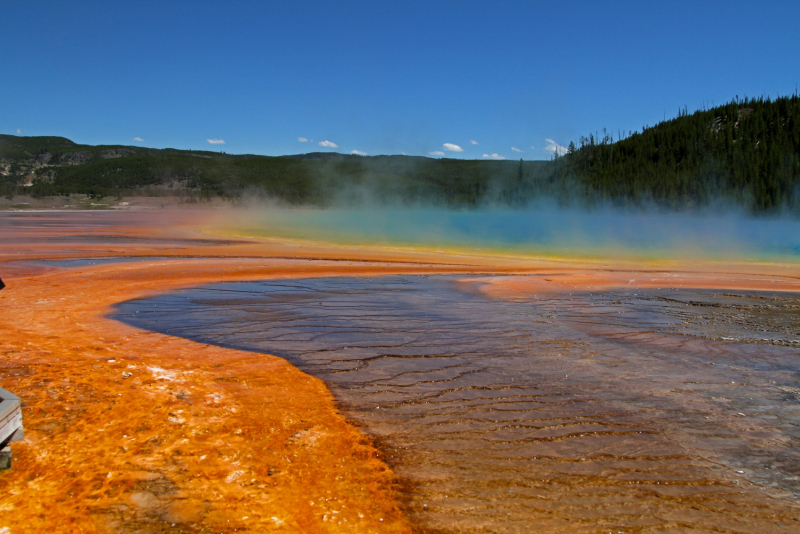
(113, 276), (800, 532)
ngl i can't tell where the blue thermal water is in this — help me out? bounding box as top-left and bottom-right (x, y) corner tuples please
(239, 207), (800, 261)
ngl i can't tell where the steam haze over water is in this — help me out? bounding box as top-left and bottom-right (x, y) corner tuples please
(228, 207), (800, 262)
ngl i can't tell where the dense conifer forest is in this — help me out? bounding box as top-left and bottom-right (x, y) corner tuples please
(1, 95), (798, 212)
(554, 95), (800, 211)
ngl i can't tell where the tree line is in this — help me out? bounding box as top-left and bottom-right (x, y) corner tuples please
(2, 95), (798, 212)
(554, 95), (800, 212)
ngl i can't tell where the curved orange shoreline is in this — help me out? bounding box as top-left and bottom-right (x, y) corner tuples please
(1, 209), (799, 533)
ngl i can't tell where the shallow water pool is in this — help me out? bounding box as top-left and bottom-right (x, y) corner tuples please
(113, 275), (800, 532)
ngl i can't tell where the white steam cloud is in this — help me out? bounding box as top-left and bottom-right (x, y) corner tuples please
(351, 149), (367, 156)
(483, 153), (505, 160)
(429, 151), (445, 156)
(443, 143), (463, 152)
(132, 137), (144, 142)
(319, 140), (339, 148)
(544, 138), (568, 157)
(470, 140), (479, 145)
(207, 138), (225, 145)
(511, 146), (523, 153)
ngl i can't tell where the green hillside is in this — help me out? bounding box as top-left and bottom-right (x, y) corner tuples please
(554, 95), (800, 211)
(0, 135), (551, 206)
(2, 95), (798, 212)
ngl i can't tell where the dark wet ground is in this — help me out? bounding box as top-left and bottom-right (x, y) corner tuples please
(113, 275), (800, 533)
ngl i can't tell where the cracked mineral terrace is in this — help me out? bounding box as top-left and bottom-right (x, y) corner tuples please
(115, 275), (800, 533)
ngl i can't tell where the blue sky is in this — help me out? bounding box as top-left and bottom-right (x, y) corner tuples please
(2, 1), (798, 160)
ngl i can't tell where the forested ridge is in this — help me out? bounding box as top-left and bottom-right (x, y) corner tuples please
(0, 137), (545, 207)
(555, 95), (800, 211)
(2, 95), (798, 212)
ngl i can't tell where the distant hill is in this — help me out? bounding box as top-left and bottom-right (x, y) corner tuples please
(1, 95), (798, 212)
(0, 135), (548, 206)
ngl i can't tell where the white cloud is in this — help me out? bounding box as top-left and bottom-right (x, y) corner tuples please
(482, 153), (505, 160)
(318, 140), (339, 148)
(470, 140), (478, 145)
(351, 149), (367, 156)
(206, 138), (225, 145)
(544, 138), (568, 157)
(443, 143), (463, 152)
(511, 146), (524, 153)
(297, 137), (309, 142)
(530, 146), (536, 150)
(16, 128), (22, 134)
(132, 137), (144, 142)
(429, 151), (445, 156)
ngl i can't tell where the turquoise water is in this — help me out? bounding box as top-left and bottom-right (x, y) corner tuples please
(237, 207), (800, 261)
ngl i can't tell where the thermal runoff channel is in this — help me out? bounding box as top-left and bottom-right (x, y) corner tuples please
(115, 275), (800, 532)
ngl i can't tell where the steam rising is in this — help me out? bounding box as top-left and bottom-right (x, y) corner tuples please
(225, 205), (800, 262)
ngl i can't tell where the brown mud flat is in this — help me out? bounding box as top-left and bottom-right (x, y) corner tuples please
(1, 209), (799, 533)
